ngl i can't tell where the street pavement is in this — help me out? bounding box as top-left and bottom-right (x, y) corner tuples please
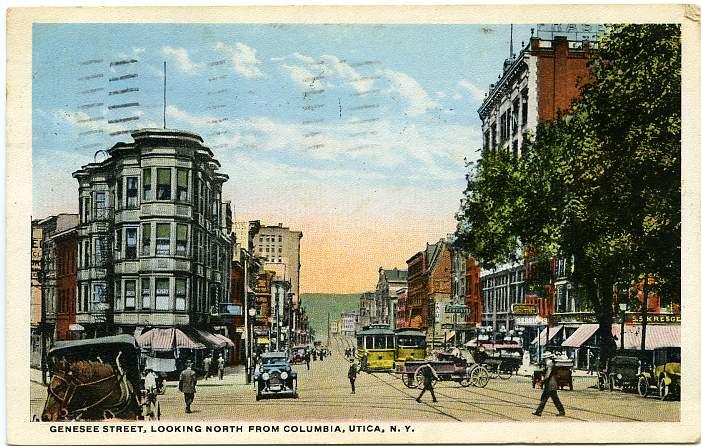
(30, 337), (679, 422)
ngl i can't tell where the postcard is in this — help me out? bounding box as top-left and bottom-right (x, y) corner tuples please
(6, 4), (701, 445)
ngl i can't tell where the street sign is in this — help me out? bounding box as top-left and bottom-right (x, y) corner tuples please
(445, 304), (467, 314)
(511, 303), (538, 315)
(627, 313), (680, 324)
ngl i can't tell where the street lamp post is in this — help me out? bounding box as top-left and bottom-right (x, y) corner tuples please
(619, 303), (627, 351)
(248, 307), (257, 383)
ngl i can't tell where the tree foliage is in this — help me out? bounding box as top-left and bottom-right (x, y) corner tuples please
(455, 24), (680, 361)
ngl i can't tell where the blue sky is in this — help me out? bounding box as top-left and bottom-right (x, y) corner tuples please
(32, 23), (536, 292)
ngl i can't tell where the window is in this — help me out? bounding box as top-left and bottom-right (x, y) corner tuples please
(125, 228), (137, 260)
(155, 278), (169, 310)
(126, 177), (139, 208)
(176, 224), (188, 256)
(113, 282), (120, 309)
(142, 224), (151, 256)
(143, 168), (152, 201)
(490, 123), (497, 149)
(177, 169), (189, 202)
(156, 168), (171, 200)
(506, 109), (511, 140)
(500, 112), (508, 144)
(141, 278), (151, 309)
(278, 236), (282, 242)
(82, 284), (89, 311)
(175, 278), (186, 311)
(156, 224), (170, 255)
(483, 130), (490, 151)
(512, 100), (520, 134)
(95, 192), (106, 219)
(521, 91), (528, 125)
(278, 248), (282, 253)
(115, 228), (122, 252)
(94, 238), (105, 266)
(211, 243), (218, 268)
(125, 280), (136, 310)
(116, 178), (123, 209)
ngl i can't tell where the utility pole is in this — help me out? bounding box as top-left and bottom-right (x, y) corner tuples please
(242, 249), (250, 383)
(39, 242), (47, 385)
(327, 312), (330, 344)
(641, 274), (649, 352)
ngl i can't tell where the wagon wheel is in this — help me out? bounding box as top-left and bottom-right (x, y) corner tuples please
(471, 365), (489, 388)
(459, 372), (471, 387)
(597, 373), (608, 391)
(497, 364), (513, 380)
(414, 366), (428, 390)
(402, 373), (418, 389)
(637, 376), (649, 398)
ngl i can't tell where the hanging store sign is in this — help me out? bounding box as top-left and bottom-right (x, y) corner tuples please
(511, 304), (538, 316)
(514, 315), (545, 326)
(626, 313), (680, 324)
(445, 304), (468, 314)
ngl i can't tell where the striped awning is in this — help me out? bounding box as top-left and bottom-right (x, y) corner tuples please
(214, 333), (236, 348)
(136, 328), (206, 351)
(192, 328), (235, 348)
(561, 324), (599, 348)
(612, 324), (680, 350)
(531, 325), (563, 346)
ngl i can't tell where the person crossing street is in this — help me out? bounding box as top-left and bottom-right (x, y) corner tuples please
(348, 359), (358, 394)
(416, 364), (438, 403)
(178, 361), (197, 414)
(532, 352), (566, 417)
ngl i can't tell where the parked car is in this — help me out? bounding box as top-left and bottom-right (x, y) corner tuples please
(254, 351), (298, 401)
(605, 355), (644, 392)
(638, 347), (681, 400)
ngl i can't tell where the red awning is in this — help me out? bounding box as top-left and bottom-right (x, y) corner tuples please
(214, 333), (236, 348)
(192, 328), (234, 349)
(531, 325), (563, 346)
(136, 328), (206, 351)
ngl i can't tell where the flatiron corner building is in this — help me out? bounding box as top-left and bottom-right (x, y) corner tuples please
(72, 129), (232, 338)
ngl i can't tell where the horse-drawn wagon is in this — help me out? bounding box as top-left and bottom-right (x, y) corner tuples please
(39, 335), (157, 421)
(395, 352), (489, 389)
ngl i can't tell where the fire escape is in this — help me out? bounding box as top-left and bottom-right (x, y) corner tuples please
(92, 205), (114, 336)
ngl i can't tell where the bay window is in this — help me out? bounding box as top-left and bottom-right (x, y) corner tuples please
(141, 278), (151, 309)
(177, 169), (189, 202)
(143, 168), (152, 201)
(142, 223), (151, 256)
(125, 280), (136, 310)
(156, 223), (170, 255)
(126, 176), (139, 208)
(155, 278), (169, 310)
(176, 224), (188, 256)
(156, 168), (171, 200)
(125, 227), (137, 260)
(175, 278), (187, 311)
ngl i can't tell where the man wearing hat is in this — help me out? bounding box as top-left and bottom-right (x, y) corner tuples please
(179, 361), (198, 413)
(348, 359), (358, 394)
(532, 352), (566, 417)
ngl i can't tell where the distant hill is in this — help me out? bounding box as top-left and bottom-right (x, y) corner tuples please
(299, 293), (363, 341)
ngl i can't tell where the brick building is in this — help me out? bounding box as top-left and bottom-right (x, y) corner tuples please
(406, 239), (452, 345)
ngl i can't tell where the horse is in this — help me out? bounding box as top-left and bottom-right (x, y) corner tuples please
(41, 357), (141, 421)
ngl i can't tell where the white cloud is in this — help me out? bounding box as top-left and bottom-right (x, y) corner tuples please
(215, 42), (266, 79)
(162, 46), (202, 75)
(381, 68), (437, 117)
(457, 79), (486, 103)
(273, 52), (374, 93)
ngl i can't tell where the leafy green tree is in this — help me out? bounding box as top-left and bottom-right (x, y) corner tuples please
(455, 24), (681, 363)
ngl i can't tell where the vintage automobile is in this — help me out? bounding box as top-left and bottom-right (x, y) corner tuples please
(604, 355), (644, 392)
(254, 351), (299, 400)
(290, 345), (309, 364)
(638, 346), (681, 400)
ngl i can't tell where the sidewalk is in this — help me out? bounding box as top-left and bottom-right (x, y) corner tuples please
(164, 366), (248, 387)
(31, 365), (249, 386)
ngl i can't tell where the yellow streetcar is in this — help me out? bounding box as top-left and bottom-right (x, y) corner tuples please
(394, 328), (427, 365)
(356, 324), (395, 372)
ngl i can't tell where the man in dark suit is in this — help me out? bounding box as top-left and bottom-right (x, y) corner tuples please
(348, 359), (358, 394)
(179, 361), (198, 413)
(533, 352), (566, 416)
(416, 364), (438, 403)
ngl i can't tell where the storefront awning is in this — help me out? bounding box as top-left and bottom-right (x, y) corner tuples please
(612, 324), (680, 350)
(531, 325), (563, 346)
(214, 333), (236, 348)
(561, 324), (599, 348)
(136, 328), (206, 351)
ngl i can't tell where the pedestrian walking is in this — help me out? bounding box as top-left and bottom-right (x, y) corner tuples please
(178, 361), (197, 413)
(305, 350), (311, 370)
(416, 364), (438, 403)
(319, 349), (325, 361)
(348, 359), (358, 394)
(203, 354), (212, 380)
(532, 352), (566, 417)
(217, 354), (225, 380)
(587, 350), (595, 375)
(312, 350), (317, 361)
